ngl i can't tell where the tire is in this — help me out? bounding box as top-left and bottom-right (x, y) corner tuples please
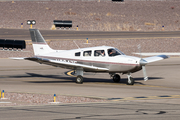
(76, 75), (83, 84)
(113, 74), (121, 83)
(127, 77), (134, 85)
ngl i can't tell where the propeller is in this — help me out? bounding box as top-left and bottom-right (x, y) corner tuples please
(138, 44), (148, 81)
(140, 59), (148, 81)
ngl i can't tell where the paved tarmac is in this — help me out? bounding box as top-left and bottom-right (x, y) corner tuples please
(0, 58), (180, 119)
(1, 102), (180, 120)
(0, 28), (180, 40)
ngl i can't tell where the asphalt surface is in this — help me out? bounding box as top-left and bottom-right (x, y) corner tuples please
(0, 28), (180, 119)
(0, 58), (180, 119)
(1, 28), (180, 40)
(1, 102), (180, 120)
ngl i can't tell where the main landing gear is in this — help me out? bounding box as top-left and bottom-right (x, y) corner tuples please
(75, 68), (134, 85)
(111, 74), (121, 83)
(76, 75), (83, 84)
(110, 73), (134, 85)
(75, 68), (84, 84)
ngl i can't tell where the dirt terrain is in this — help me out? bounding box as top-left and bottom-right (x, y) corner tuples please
(0, 0), (180, 31)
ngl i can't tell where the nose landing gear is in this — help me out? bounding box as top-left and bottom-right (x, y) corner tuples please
(127, 72), (134, 85)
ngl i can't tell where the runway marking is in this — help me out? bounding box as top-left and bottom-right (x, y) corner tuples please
(66, 70), (76, 77)
(109, 95), (180, 101)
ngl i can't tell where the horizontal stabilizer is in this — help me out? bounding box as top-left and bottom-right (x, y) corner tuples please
(9, 57), (25, 60)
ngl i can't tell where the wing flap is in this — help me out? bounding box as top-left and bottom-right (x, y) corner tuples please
(143, 55), (169, 63)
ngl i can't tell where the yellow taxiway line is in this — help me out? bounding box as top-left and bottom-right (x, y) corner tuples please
(66, 70), (76, 77)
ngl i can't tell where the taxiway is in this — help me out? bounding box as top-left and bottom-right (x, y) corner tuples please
(0, 58), (180, 119)
(0, 28), (180, 40)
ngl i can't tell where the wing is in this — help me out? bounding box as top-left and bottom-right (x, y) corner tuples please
(10, 57), (109, 72)
(134, 52), (180, 56)
(143, 55), (169, 63)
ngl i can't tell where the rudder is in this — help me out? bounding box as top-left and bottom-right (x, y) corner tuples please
(29, 29), (54, 56)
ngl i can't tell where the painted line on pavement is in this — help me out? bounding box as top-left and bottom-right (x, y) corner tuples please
(109, 95), (180, 101)
(66, 70), (76, 77)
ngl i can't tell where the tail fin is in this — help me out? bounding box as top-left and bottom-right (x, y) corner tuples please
(29, 29), (54, 56)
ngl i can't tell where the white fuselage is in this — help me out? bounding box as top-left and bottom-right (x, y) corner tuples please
(36, 46), (142, 73)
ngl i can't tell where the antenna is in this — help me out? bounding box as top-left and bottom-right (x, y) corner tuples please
(73, 40), (80, 49)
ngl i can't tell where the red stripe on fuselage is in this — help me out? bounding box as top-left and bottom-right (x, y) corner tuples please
(36, 55), (138, 66)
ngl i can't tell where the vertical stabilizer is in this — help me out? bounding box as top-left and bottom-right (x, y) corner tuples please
(29, 29), (54, 56)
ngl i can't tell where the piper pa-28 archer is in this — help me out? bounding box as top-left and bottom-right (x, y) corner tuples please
(12, 29), (169, 85)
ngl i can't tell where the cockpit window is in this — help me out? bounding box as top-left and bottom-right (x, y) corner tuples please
(83, 50), (92, 57)
(94, 50), (105, 57)
(108, 48), (124, 57)
(114, 48), (125, 55)
(75, 52), (80, 56)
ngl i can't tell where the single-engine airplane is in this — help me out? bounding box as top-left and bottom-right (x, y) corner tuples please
(11, 29), (169, 85)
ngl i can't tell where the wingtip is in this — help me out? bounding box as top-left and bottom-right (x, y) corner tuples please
(157, 55), (170, 59)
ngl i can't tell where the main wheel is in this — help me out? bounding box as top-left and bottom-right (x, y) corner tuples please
(127, 77), (134, 85)
(76, 75), (83, 84)
(113, 74), (121, 83)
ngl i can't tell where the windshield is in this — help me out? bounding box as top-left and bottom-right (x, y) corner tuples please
(108, 48), (125, 57)
(115, 48), (125, 55)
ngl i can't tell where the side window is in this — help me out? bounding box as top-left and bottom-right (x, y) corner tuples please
(83, 50), (91, 57)
(94, 50), (105, 57)
(75, 52), (80, 56)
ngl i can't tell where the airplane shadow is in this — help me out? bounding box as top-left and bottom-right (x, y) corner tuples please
(25, 73), (75, 83)
(25, 72), (163, 85)
(0, 73), (74, 83)
(84, 77), (163, 85)
(0, 72), (163, 85)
